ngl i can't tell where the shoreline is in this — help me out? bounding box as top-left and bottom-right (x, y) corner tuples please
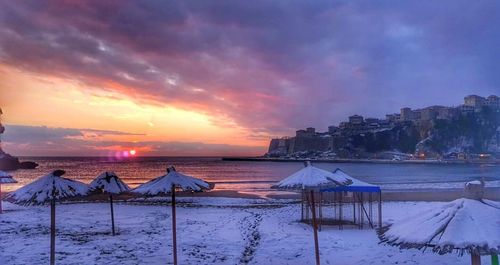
(6, 187), (497, 203)
(222, 156), (500, 164)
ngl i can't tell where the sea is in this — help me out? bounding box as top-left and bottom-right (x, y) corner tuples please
(4, 157), (500, 195)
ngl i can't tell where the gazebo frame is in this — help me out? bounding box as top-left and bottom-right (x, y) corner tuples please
(301, 186), (382, 230)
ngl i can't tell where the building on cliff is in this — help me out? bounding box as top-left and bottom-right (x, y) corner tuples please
(486, 95), (499, 108)
(463, 94), (499, 111)
(464, 95), (486, 108)
(348, 115), (364, 125)
(266, 94), (499, 158)
(400, 106), (459, 122)
(290, 128), (330, 153)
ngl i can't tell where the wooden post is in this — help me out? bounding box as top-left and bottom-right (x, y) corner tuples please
(0, 183), (2, 214)
(319, 192), (322, 231)
(50, 199), (56, 265)
(357, 193), (374, 229)
(369, 193), (373, 221)
(305, 197), (308, 221)
(339, 192), (343, 230)
(378, 192), (382, 228)
(171, 185), (178, 265)
(310, 190), (320, 265)
(301, 191), (304, 221)
(353, 195), (356, 224)
(359, 192), (365, 229)
(110, 194), (116, 236)
(471, 253), (481, 265)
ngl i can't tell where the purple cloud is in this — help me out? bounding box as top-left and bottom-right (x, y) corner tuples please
(0, 0), (498, 136)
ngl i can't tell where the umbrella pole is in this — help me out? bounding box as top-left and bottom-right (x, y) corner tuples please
(310, 190), (320, 265)
(471, 253), (481, 265)
(0, 183), (2, 214)
(171, 185), (178, 265)
(110, 194), (116, 236)
(301, 191), (304, 221)
(378, 192), (382, 228)
(50, 199), (56, 265)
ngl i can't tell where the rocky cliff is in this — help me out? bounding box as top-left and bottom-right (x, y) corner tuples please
(416, 107), (499, 155)
(267, 107), (499, 159)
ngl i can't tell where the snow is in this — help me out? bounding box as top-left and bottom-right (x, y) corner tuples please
(379, 198), (500, 255)
(332, 168), (378, 187)
(134, 168), (210, 196)
(89, 172), (130, 194)
(0, 170), (12, 177)
(0, 199), (491, 264)
(466, 180), (482, 185)
(273, 163), (352, 190)
(380, 180), (500, 190)
(0, 170), (17, 184)
(7, 171), (89, 205)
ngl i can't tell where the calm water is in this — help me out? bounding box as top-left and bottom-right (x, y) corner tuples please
(3, 157), (500, 193)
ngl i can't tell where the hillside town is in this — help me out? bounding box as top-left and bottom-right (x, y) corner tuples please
(267, 95), (500, 161)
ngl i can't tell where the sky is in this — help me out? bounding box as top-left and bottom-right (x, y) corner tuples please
(0, 1), (499, 156)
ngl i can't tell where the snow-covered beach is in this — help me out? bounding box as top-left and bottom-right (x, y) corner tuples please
(0, 198), (494, 265)
(2, 160), (499, 264)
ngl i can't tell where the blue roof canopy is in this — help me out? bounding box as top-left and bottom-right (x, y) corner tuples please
(321, 185), (381, 193)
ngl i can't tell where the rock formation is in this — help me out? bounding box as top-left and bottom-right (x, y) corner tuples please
(0, 108), (38, 170)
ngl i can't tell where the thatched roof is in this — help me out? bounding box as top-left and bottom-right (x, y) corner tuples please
(8, 170), (88, 206)
(133, 166), (211, 196)
(378, 198), (500, 256)
(0, 170), (17, 184)
(272, 162), (352, 190)
(89, 171), (130, 194)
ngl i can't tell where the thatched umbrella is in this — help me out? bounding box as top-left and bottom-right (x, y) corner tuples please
(89, 171), (130, 235)
(378, 181), (500, 265)
(133, 166), (212, 265)
(272, 161), (352, 265)
(0, 170), (17, 213)
(8, 170), (88, 265)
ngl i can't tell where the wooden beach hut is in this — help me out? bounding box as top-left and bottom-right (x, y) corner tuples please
(272, 161), (352, 265)
(0, 170), (17, 213)
(316, 168), (382, 230)
(378, 181), (500, 265)
(8, 170), (88, 265)
(133, 166), (212, 265)
(89, 171), (131, 235)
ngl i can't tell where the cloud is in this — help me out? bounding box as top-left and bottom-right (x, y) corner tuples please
(1, 125), (143, 142)
(0, 125), (261, 156)
(0, 0), (499, 135)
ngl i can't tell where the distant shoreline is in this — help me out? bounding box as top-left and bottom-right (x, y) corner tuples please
(222, 157), (500, 165)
